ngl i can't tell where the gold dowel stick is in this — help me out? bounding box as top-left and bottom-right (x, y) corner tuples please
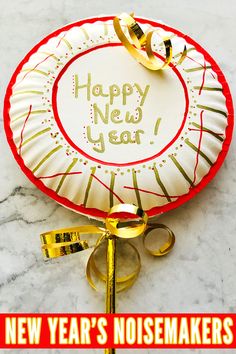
(105, 234), (116, 354)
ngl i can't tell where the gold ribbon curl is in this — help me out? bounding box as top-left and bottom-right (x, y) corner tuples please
(40, 204), (175, 292)
(113, 13), (187, 70)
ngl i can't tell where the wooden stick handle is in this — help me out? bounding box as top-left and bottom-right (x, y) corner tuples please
(105, 234), (116, 354)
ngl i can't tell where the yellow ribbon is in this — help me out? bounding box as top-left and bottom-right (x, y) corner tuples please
(113, 13), (187, 70)
(40, 204), (175, 292)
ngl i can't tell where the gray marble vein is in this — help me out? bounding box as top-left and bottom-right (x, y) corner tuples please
(0, 0), (236, 353)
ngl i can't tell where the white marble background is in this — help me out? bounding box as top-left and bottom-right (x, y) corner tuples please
(0, 0), (235, 353)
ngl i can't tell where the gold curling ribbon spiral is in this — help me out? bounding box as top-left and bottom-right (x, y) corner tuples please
(40, 204), (175, 293)
(40, 204), (175, 354)
(113, 13), (187, 70)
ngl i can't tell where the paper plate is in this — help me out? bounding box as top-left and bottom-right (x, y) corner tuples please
(4, 16), (234, 219)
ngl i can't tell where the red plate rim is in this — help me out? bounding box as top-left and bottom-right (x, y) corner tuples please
(3, 15), (234, 220)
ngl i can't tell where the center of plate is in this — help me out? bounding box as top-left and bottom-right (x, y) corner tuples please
(53, 44), (188, 166)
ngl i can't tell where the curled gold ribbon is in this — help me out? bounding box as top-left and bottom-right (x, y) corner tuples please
(113, 13), (187, 70)
(40, 204), (175, 292)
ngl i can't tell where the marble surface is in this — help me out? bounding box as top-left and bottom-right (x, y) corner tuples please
(0, 0), (235, 353)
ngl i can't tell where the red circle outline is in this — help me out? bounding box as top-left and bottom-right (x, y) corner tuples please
(3, 16), (234, 219)
(52, 42), (189, 167)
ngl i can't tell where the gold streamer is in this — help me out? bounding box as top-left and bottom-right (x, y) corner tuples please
(40, 204), (175, 354)
(40, 204), (175, 292)
(113, 13), (187, 70)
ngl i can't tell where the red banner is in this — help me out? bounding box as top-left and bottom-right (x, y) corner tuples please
(0, 314), (235, 349)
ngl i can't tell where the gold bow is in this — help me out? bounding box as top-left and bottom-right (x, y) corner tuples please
(40, 204), (175, 308)
(113, 13), (187, 70)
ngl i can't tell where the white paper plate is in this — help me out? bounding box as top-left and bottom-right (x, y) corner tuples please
(4, 16), (234, 219)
